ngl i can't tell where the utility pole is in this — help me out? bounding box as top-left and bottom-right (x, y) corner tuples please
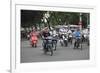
(87, 13), (89, 28)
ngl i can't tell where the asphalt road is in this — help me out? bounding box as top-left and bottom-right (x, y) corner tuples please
(21, 39), (89, 63)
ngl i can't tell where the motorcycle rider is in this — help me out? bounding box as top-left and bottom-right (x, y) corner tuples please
(73, 28), (81, 48)
(30, 27), (38, 47)
(59, 27), (68, 46)
(42, 27), (50, 38)
(41, 27), (51, 50)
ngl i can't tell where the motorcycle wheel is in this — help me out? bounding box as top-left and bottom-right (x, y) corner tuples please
(54, 44), (56, 51)
(43, 48), (47, 54)
(34, 43), (37, 48)
(76, 41), (80, 49)
(74, 40), (79, 49)
(32, 44), (34, 47)
(49, 46), (53, 56)
(53, 41), (57, 51)
(73, 41), (76, 49)
(64, 40), (68, 47)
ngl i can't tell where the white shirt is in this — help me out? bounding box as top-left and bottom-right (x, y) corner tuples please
(53, 30), (56, 35)
(67, 30), (72, 34)
(59, 28), (64, 32)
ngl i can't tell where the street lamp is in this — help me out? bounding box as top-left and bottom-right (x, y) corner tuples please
(79, 13), (82, 30)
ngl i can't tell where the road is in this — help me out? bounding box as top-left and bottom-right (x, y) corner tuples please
(21, 39), (89, 63)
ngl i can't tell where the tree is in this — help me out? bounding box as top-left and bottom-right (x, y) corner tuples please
(21, 10), (46, 28)
(21, 10), (90, 29)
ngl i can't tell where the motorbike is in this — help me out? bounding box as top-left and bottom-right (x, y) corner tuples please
(73, 37), (82, 50)
(81, 34), (85, 42)
(52, 34), (58, 51)
(30, 35), (38, 48)
(60, 34), (68, 47)
(42, 36), (53, 56)
(68, 34), (73, 44)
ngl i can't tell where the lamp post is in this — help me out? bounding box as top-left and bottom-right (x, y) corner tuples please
(79, 13), (82, 30)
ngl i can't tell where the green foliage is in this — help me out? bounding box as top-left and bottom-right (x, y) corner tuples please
(21, 10), (90, 28)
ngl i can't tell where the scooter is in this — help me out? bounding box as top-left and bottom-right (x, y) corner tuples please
(73, 37), (82, 50)
(60, 34), (68, 47)
(42, 36), (53, 56)
(30, 36), (38, 48)
(68, 34), (73, 44)
(63, 35), (68, 46)
(52, 34), (58, 51)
